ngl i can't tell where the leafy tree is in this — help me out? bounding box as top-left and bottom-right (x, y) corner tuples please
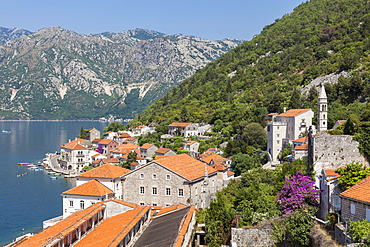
(354, 122), (370, 160)
(241, 122), (267, 150)
(103, 122), (125, 132)
(275, 172), (319, 214)
(289, 87), (303, 109)
(231, 153), (260, 176)
(335, 163), (370, 190)
(348, 220), (370, 244)
(204, 195), (234, 247)
(343, 114), (359, 135)
(272, 209), (314, 247)
(78, 126), (90, 139)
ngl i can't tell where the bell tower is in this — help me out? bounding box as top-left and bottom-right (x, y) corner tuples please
(317, 83), (327, 131)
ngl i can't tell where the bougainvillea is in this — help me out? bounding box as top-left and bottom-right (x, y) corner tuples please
(96, 145), (104, 154)
(275, 172), (320, 214)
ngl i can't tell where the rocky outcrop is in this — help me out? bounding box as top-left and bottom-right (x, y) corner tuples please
(0, 26), (242, 119)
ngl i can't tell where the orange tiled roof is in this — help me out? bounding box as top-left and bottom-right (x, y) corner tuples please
(277, 109), (311, 117)
(141, 143), (153, 149)
(324, 169), (340, 177)
(211, 164), (228, 171)
(156, 204), (186, 216)
(267, 112), (278, 116)
(74, 206), (151, 247)
(61, 142), (87, 150)
(110, 199), (138, 208)
(155, 147), (172, 154)
(98, 139), (115, 145)
(126, 137), (137, 141)
(154, 154), (218, 181)
(227, 170), (235, 176)
(294, 144), (308, 150)
(340, 176), (370, 203)
(292, 136), (308, 143)
(92, 138), (104, 143)
(17, 203), (106, 247)
(62, 179), (113, 196)
(200, 153), (225, 164)
(154, 156), (170, 160)
(77, 164), (130, 178)
(63, 138), (87, 146)
(119, 132), (131, 138)
(168, 122), (192, 127)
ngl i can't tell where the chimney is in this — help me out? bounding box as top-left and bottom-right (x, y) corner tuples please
(283, 107), (286, 112)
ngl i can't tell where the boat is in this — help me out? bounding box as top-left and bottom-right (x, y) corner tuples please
(50, 176), (57, 180)
(34, 167), (43, 171)
(1, 130), (11, 134)
(47, 171), (56, 175)
(18, 163), (30, 165)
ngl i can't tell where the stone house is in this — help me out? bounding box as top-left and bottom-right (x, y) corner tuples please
(89, 128), (101, 142)
(110, 143), (140, 158)
(96, 139), (119, 156)
(168, 122), (212, 137)
(318, 169), (341, 220)
(155, 147), (177, 157)
(140, 143), (158, 159)
(180, 141), (200, 157)
(114, 132), (131, 144)
(91, 157), (121, 167)
(340, 176), (370, 222)
(121, 154), (225, 208)
(132, 125), (155, 136)
(293, 143), (308, 160)
(75, 164), (131, 200)
(62, 179), (115, 219)
(122, 136), (138, 144)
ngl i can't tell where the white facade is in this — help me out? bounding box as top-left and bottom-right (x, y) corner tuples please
(267, 109), (314, 163)
(76, 177), (124, 200)
(62, 194), (109, 219)
(267, 122), (287, 162)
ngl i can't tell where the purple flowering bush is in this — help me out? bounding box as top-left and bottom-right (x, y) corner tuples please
(96, 144), (104, 154)
(276, 171), (320, 214)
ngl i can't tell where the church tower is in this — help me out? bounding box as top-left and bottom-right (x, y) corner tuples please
(317, 83), (327, 131)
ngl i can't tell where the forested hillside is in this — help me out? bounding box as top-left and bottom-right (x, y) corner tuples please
(135, 0), (370, 129)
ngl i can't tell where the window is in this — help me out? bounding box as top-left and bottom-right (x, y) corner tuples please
(178, 189), (184, 197)
(350, 203), (356, 215)
(152, 203), (157, 206)
(80, 200), (85, 210)
(366, 208), (370, 221)
(152, 174), (157, 179)
(165, 204), (171, 207)
(69, 200), (73, 207)
(140, 173), (144, 179)
(166, 188), (171, 196)
(140, 202), (145, 206)
(139, 186), (145, 194)
(166, 174), (171, 180)
(152, 187), (157, 195)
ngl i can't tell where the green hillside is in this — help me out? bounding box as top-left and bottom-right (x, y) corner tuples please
(134, 0), (370, 129)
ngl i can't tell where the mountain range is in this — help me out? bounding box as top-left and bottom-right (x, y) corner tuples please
(0, 26), (242, 119)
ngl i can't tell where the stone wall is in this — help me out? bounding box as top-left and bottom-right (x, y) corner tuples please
(341, 198), (369, 222)
(313, 134), (368, 175)
(230, 225), (276, 247)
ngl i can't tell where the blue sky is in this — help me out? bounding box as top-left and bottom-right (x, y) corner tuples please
(1, 0), (304, 41)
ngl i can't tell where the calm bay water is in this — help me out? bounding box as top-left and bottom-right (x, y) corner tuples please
(0, 120), (108, 246)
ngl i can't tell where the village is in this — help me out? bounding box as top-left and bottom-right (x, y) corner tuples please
(9, 85), (370, 247)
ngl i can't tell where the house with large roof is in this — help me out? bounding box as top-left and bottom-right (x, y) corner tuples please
(318, 169), (342, 220)
(76, 164), (131, 199)
(340, 176), (370, 222)
(60, 139), (92, 171)
(267, 108), (314, 163)
(122, 154), (226, 208)
(168, 122), (211, 137)
(140, 143), (158, 159)
(155, 147), (176, 157)
(16, 201), (196, 247)
(62, 179), (115, 218)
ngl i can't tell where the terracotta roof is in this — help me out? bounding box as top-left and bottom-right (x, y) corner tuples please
(155, 147), (172, 154)
(98, 139), (115, 145)
(89, 128), (99, 132)
(292, 136), (308, 143)
(184, 141), (196, 145)
(131, 162), (139, 166)
(211, 164), (228, 171)
(168, 122), (192, 127)
(141, 143), (153, 149)
(200, 153), (226, 164)
(268, 112), (278, 116)
(110, 199), (138, 209)
(61, 142), (87, 150)
(227, 170), (235, 176)
(156, 204), (186, 216)
(17, 203), (106, 247)
(63, 138), (87, 146)
(294, 144), (308, 150)
(119, 132), (131, 138)
(125, 137), (137, 141)
(77, 164), (130, 178)
(336, 120), (347, 125)
(277, 109), (311, 117)
(154, 156), (170, 160)
(74, 206), (151, 247)
(135, 125), (147, 129)
(154, 154), (218, 181)
(324, 169), (340, 177)
(340, 176), (370, 203)
(62, 179), (114, 196)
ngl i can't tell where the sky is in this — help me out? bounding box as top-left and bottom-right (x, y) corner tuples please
(1, 0), (305, 41)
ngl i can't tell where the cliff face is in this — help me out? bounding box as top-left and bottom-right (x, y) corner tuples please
(0, 27), (242, 119)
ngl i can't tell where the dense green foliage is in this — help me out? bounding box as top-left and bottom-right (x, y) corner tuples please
(335, 163), (370, 190)
(348, 220), (370, 244)
(135, 0), (370, 134)
(200, 160), (312, 246)
(355, 122), (370, 160)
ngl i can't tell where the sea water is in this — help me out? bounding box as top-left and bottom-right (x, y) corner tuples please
(0, 120), (108, 245)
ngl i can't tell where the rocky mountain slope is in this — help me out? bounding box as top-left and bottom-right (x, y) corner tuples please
(0, 26), (32, 43)
(0, 27), (242, 119)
